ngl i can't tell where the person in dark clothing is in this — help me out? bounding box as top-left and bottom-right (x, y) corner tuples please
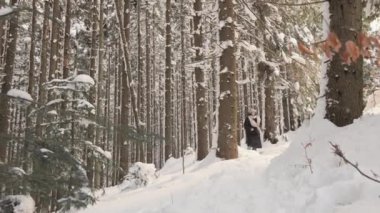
(244, 109), (262, 150)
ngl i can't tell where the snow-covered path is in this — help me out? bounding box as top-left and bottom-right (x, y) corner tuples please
(79, 109), (380, 213)
(79, 143), (288, 213)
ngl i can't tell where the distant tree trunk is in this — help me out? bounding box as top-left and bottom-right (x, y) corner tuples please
(217, 0), (238, 159)
(0, 0), (6, 65)
(48, 0), (60, 82)
(94, 0), (105, 188)
(325, 0), (364, 126)
(24, 0), (37, 171)
(36, 0), (51, 138)
(63, 0), (71, 79)
(137, 0), (145, 163)
(112, 43), (120, 185)
(114, 0), (140, 178)
(193, 0), (208, 160)
(180, 0), (187, 153)
(263, 63), (277, 144)
(119, 0), (130, 180)
(257, 4), (278, 144)
(164, 0), (173, 161)
(146, 2), (153, 164)
(87, 0), (98, 189)
(0, 0), (19, 163)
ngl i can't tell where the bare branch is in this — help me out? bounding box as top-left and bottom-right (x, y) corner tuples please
(302, 142), (313, 174)
(330, 142), (380, 184)
(257, 0), (327, 7)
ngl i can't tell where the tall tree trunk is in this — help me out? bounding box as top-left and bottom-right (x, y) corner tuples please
(112, 43), (120, 185)
(36, 0), (51, 138)
(0, 0), (19, 163)
(164, 0), (173, 161)
(325, 0), (363, 126)
(217, 0), (238, 159)
(257, 4), (278, 144)
(94, 0), (105, 188)
(146, 2), (153, 164)
(24, 0), (37, 172)
(63, 0), (71, 79)
(87, 0), (98, 189)
(118, 0), (131, 180)
(114, 0), (140, 178)
(137, 0), (145, 163)
(193, 0), (208, 160)
(0, 0), (6, 66)
(48, 0), (60, 82)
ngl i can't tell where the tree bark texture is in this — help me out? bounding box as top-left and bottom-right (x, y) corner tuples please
(217, 0), (238, 160)
(325, 0), (363, 127)
(194, 0), (208, 160)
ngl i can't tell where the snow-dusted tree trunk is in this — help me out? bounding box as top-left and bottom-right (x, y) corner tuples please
(36, 0), (51, 138)
(0, 0), (19, 163)
(137, 0), (145, 163)
(165, 0), (173, 161)
(180, 0), (187, 171)
(87, 0), (98, 189)
(63, 0), (71, 79)
(193, 0), (208, 160)
(217, 0), (238, 159)
(48, 0), (60, 82)
(325, 0), (363, 127)
(146, 1), (153, 164)
(24, 0), (37, 172)
(119, 0), (131, 180)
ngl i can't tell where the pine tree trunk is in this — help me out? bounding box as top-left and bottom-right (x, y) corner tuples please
(36, 0), (51, 138)
(95, 0), (105, 188)
(164, 0), (173, 161)
(48, 0), (60, 82)
(87, 0), (98, 188)
(24, 0), (37, 172)
(63, 0), (71, 79)
(0, 0), (19, 163)
(325, 0), (363, 126)
(146, 2), (153, 164)
(0, 0), (6, 65)
(118, 0), (131, 180)
(114, 0), (141, 179)
(217, 0), (238, 159)
(193, 0), (208, 160)
(137, 0), (145, 163)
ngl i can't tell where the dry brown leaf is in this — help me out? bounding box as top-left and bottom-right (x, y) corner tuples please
(298, 41), (314, 55)
(358, 33), (370, 49)
(321, 41), (333, 59)
(340, 51), (352, 65)
(345, 41), (360, 63)
(327, 32), (342, 53)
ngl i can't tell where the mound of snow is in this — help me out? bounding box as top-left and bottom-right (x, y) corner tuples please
(0, 195), (35, 213)
(124, 162), (157, 189)
(264, 114), (380, 213)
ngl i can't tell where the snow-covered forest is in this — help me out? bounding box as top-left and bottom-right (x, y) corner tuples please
(0, 0), (380, 212)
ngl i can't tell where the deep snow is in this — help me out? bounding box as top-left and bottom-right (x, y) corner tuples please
(77, 107), (380, 213)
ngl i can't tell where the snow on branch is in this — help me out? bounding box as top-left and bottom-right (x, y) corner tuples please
(0, 7), (15, 17)
(6, 89), (33, 103)
(330, 142), (380, 184)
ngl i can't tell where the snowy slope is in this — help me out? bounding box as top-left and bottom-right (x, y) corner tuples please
(78, 109), (380, 213)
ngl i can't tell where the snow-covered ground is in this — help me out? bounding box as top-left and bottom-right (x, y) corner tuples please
(78, 106), (380, 213)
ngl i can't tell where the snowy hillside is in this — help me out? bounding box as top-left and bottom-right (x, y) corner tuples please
(77, 107), (380, 213)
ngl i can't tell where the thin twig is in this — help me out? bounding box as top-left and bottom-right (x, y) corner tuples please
(330, 142), (380, 184)
(257, 0), (327, 7)
(302, 142), (313, 174)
